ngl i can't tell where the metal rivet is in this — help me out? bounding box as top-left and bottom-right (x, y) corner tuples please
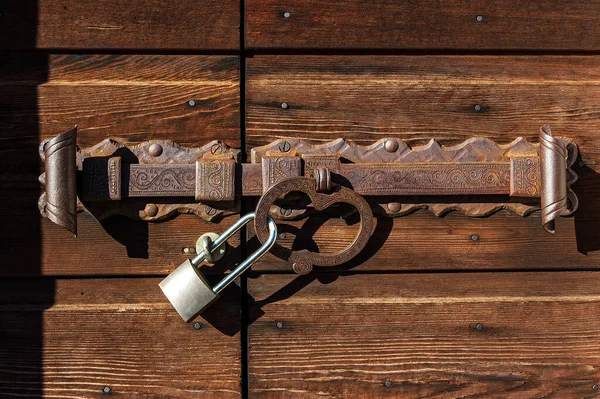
(279, 207), (293, 216)
(188, 99), (196, 107)
(211, 143), (223, 155)
(194, 322), (202, 330)
(476, 323), (484, 331)
(278, 232), (287, 240)
(474, 104), (482, 112)
(471, 234), (479, 242)
(278, 141), (291, 152)
(283, 11), (291, 18)
(593, 384), (599, 391)
(476, 15), (484, 22)
(384, 381), (392, 388)
(148, 143), (163, 157)
(102, 386), (112, 394)
(280, 102), (289, 109)
(276, 321), (284, 329)
(144, 203), (158, 217)
(384, 140), (399, 153)
(205, 205), (217, 216)
(388, 202), (401, 213)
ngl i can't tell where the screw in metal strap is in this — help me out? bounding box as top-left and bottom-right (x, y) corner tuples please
(190, 212), (277, 294)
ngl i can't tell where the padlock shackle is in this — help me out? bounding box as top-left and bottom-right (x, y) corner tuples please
(191, 212), (278, 294)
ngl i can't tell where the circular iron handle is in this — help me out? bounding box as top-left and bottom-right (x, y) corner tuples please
(254, 177), (374, 274)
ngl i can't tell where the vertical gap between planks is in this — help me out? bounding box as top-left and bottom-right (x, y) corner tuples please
(239, 0), (250, 397)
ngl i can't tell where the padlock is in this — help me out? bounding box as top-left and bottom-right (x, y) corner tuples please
(159, 212), (277, 322)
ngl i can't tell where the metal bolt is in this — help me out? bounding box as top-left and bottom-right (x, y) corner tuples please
(471, 234), (479, 242)
(474, 104), (482, 112)
(384, 140), (399, 153)
(280, 207), (293, 216)
(384, 381), (392, 388)
(211, 143), (223, 155)
(205, 205), (217, 216)
(102, 386), (112, 394)
(387, 202), (401, 213)
(280, 102), (289, 109)
(188, 99), (196, 107)
(593, 384), (599, 391)
(194, 322), (202, 330)
(476, 15), (484, 22)
(278, 141), (291, 152)
(283, 11), (291, 18)
(278, 232), (287, 240)
(476, 323), (484, 331)
(148, 143), (163, 157)
(276, 321), (284, 329)
(144, 203), (158, 217)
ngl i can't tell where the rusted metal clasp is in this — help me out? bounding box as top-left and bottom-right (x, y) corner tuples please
(254, 177), (374, 274)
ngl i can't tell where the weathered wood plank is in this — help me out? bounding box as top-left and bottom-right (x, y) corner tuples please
(248, 272), (600, 398)
(0, 54), (241, 277)
(0, 0), (239, 50)
(246, 56), (600, 272)
(0, 278), (241, 398)
(247, 56), (600, 169)
(247, 209), (599, 272)
(246, 0), (600, 50)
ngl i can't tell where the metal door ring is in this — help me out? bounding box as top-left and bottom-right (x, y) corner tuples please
(254, 177), (374, 274)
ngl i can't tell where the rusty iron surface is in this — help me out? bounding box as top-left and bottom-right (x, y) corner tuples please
(254, 177), (374, 274)
(39, 126), (578, 236)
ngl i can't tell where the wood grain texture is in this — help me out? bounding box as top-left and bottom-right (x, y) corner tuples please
(246, 0), (600, 50)
(247, 209), (599, 272)
(248, 272), (600, 398)
(247, 56), (600, 171)
(0, 54), (241, 277)
(0, 0), (239, 50)
(246, 56), (600, 272)
(0, 278), (241, 398)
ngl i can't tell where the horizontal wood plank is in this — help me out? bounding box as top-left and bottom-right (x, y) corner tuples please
(0, 278), (241, 398)
(0, 0), (239, 50)
(248, 272), (600, 398)
(246, 55), (600, 271)
(0, 54), (241, 277)
(246, 0), (600, 50)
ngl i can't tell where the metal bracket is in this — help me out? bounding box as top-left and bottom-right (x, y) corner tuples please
(39, 125), (578, 236)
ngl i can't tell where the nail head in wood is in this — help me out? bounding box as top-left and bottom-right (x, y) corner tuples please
(476, 323), (484, 331)
(384, 381), (392, 388)
(471, 234), (479, 242)
(188, 99), (196, 107)
(276, 321), (284, 329)
(474, 104), (482, 112)
(593, 384), (599, 391)
(283, 11), (291, 18)
(280, 102), (289, 109)
(194, 322), (202, 330)
(476, 15), (484, 22)
(102, 386), (112, 394)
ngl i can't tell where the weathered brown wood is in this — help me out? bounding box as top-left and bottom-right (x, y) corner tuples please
(246, 56), (600, 272)
(246, 0), (600, 50)
(0, 278), (241, 398)
(247, 56), (600, 170)
(0, 0), (239, 50)
(248, 272), (600, 398)
(247, 209), (599, 272)
(0, 54), (241, 277)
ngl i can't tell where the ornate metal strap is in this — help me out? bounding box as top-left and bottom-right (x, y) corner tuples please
(39, 125), (578, 236)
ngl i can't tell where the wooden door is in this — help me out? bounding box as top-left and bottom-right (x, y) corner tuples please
(1, 1), (600, 398)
